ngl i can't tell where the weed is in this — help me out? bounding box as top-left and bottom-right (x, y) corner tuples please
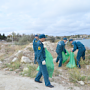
(22, 65), (37, 78)
(69, 68), (86, 83)
(27, 47), (33, 51)
(4, 61), (21, 70)
(53, 69), (60, 76)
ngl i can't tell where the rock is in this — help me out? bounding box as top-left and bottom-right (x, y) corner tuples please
(50, 47), (54, 51)
(86, 65), (90, 69)
(62, 81), (65, 84)
(13, 72), (16, 74)
(25, 74), (28, 76)
(9, 68), (13, 71)
(59, 69), (63, 72)
(23, 67), (29, 72)
(0, 61), (2, 64)
(4, 68), (9, 71)
(21, 56), (32, 63)
(15, 69), (21, 73)
(78, 81), (84, 85)
(15, 50), (23, 57)
(12, 57), (18, 62)
(53, 58), (56, 62)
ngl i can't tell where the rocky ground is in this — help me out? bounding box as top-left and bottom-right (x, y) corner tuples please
(0, 41), (90, 90)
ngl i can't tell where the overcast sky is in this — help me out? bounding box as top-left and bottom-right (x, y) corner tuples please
(0, 0), (90, 36)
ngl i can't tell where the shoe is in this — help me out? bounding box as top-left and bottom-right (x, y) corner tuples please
(56, 61), (58, 63)
(56, 60), (59, 63)
(78, 66), (81, 69)
(47, 85), (54, 88)
(35, 80), (42, 83)
(77, 64), (81, 69)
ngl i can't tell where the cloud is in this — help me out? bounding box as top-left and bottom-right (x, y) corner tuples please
(0, 0), (90, 36)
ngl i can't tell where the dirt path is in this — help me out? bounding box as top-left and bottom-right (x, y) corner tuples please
(0, 70), (81, 90)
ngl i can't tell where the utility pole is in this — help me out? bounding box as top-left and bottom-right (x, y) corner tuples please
(12, 33), (13, 45)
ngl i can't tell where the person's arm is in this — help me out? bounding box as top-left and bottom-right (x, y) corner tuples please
(62, 43), (66, 53)
(37, 43), (45, 62)
(64, 48), (66, 53)
(72, 43), (77, 52)
(43, 48), (46, 60)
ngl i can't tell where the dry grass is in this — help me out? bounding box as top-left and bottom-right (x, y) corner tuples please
(0, 43), (26, 61)
(3, 61), (21, 71)
(20, 64), (37, 78)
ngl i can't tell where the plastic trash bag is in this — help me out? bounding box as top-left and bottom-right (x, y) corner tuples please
(66, 51), (76, 68)
(62, 50), (70, 64)
(37, 48), (54, 78)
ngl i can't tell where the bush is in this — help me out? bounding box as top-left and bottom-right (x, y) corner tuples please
(15, 35), (35, 45)
(69, 69), (86, 83)
(4, 61), (21, 70)
(22, 65), (37, 78)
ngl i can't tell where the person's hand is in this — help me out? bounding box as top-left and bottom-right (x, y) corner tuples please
(42, 60), (46, 65)
(65, 53), (67, 55)
(71, 50), (73, 52)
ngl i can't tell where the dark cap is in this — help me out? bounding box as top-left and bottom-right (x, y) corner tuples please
(35, 35), (38, 37)
(69, 39), (73, 42)
(39, 34), (46, 39)
(63, 37), (67, 40)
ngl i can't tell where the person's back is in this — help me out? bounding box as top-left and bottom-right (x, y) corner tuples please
(76, 41), (85, 49)
(56, 41), (65, 54)
(72, 41), (85, 51)
(69, 39), (86, 68)
(56, 38), (67, 67)
(33, 35), (38, 64)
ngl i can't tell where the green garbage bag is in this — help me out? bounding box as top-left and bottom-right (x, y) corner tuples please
(36, 66), (39, 71)
(62, 50), (70, 64)
(66, 52), (76, 68)
(37, 48), (54, 78)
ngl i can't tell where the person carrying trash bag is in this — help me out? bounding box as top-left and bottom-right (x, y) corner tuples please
(56, 37), (67, 67)
(69, 39), (86, 68)
(37, 48), (54, 78)
(33, 35), (38, 64)
(35, 34), (54, 88)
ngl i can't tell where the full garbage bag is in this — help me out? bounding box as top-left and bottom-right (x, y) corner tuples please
(37, 48), (54, 78)
(62, 50), (70, 64)
(66, 52), (76, 68)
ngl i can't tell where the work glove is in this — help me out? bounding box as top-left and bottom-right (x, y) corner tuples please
(65, 53), (67, 55)
(42, 60), (46, 65)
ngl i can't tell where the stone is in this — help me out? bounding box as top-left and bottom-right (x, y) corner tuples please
(12, 57), (18, 62)
(15, 69), (21, 73)
(59, 69), (63, 72)
(86, 65), (90, 69)
(0, 61), (2, 64)
(9, 68), (13, 71)
(15, 50), (23, 57)
(21, 56), (32, 63)
(78, 81), (84, 85)
(53, 58), (56, 62)
(23, 67), (29, 72)
(4, 68), (9, 71)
